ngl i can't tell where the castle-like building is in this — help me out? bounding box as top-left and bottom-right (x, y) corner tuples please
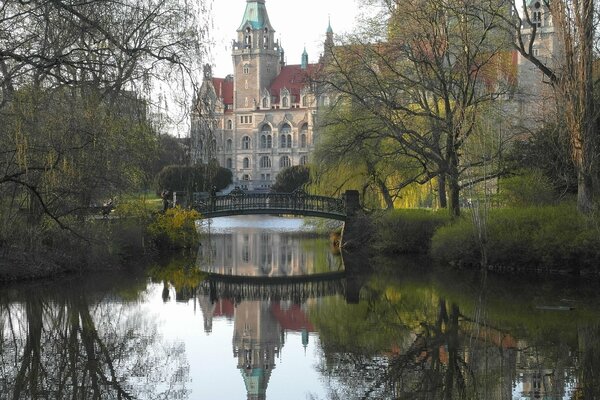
(190, 0), (561, 193)
(191, 0), (333, 191)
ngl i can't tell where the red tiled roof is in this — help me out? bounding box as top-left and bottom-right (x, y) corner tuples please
(270, 303), (315, 332)
(269, 64), (317, 103)
(212, 77), (234, 106)
(212, 298), (235, 318)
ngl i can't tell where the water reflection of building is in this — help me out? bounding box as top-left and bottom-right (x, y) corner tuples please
(515, 340), (574, 400)
(197, 229), (342, 276)
(191, 226), (339, 398)
(233, 300), (280, 400)
(196, 294), (315, 400)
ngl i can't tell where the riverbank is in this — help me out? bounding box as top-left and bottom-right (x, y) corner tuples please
(0, 206), (201, 283)
(362, 203), (600, 276)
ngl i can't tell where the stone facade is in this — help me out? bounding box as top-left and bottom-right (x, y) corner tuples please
(191, 0), (325, 191)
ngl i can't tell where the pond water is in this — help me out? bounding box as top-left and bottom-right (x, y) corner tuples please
(1, 216), (600, 400)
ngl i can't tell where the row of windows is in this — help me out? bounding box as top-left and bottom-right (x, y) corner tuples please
(229, 120), (308, 132)
(243, 27), (270, 51)
(225, 155), (308, 169)
(238, 134), (309, 149)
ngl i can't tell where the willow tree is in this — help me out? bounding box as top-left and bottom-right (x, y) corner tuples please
(0, 0), (208, 239)
(316, 0), (514, 217)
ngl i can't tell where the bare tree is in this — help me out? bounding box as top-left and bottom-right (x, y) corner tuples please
(507, 0), (598, 213)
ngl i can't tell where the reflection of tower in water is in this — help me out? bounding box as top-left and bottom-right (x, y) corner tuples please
(232, 300), (282, 400)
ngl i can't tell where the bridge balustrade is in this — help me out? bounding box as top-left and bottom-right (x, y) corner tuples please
(193, 190), (346, 219)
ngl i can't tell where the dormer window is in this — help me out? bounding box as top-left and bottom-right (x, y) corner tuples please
(282, 97), (289, 107)
(262, 97), (269, 108)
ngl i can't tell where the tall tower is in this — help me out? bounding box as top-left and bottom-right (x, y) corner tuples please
(516, 0), (562, 126)
(232, 0), (282, 111)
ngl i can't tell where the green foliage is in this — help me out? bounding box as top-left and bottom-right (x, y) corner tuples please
(155, 163), (232, 193)
(497, 169), (556, 206)
(148, 260), (206, 293)
(430, 204), (600, 273)
(507, 124), (577, 196)
(374, 209), (451, 254)
(147, 207), (201, 249)
(150, 135), (189, 178)
(271, 165), (310, 192)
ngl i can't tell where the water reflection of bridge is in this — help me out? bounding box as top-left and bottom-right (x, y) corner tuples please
(198, 271), (351, 303)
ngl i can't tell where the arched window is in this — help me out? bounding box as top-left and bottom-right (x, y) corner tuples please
(279, 156), (291, 168)
(300, 134), (307, 148)
(242, 136), (251, 149)
(280, 124), (292, 148)
(198, 139), (203, 151)
(226, 139), (232, 151)
(226, 158), (232, 169)
(243, 157), (250, 168)
(259, 156), (271, 168)
(301, 95), (308, 107)
(260, 125), (272, 149)
(532, 2), (542, 26)
(243, 64), (250, 74)
(282, 96), (288, 107)
(262, 97), (268, 108)
(300, 155), (308, 165)
(300, 124), (308, 148)
(245, 27), (252, 48)
(227, 119), (233, 129)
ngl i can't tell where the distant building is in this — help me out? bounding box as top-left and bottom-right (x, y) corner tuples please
(515, 0), (563, 130)
(191, 0), (331, 191)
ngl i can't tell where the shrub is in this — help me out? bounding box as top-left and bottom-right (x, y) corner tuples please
(147, 207), (201, 249)
(374, 209), (450, 254)
(430, 203), (600, 274)
(155, 163), (232, 193)
(271, 165), (310, 193)
(497, 169), (556, 206)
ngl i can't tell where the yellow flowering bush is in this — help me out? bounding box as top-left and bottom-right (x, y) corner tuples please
(148, 207), (201, 249)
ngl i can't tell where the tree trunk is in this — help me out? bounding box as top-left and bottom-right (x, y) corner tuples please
(577, 169), (594, 214)
(437, 174), (447, 209)
(447, 157), (461, 218)
(376, 178), (395, 209)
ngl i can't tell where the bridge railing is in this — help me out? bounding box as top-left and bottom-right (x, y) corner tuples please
(193, 189), (346, 217)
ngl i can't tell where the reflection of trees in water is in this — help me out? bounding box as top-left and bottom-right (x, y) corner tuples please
(312, 278), (600, 400)
(0, 286), (189, 399)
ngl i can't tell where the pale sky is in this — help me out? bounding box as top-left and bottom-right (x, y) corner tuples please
(207, 0), (362, 77)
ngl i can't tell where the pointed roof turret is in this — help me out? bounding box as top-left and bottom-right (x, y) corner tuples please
(238, 0), (273, 31)
(301, 47), (308, 69)
(326, 16), (333, 34)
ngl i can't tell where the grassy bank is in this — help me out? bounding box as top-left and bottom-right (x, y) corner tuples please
(372, 204), (600, 275)
(372, 209), (450, 254)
